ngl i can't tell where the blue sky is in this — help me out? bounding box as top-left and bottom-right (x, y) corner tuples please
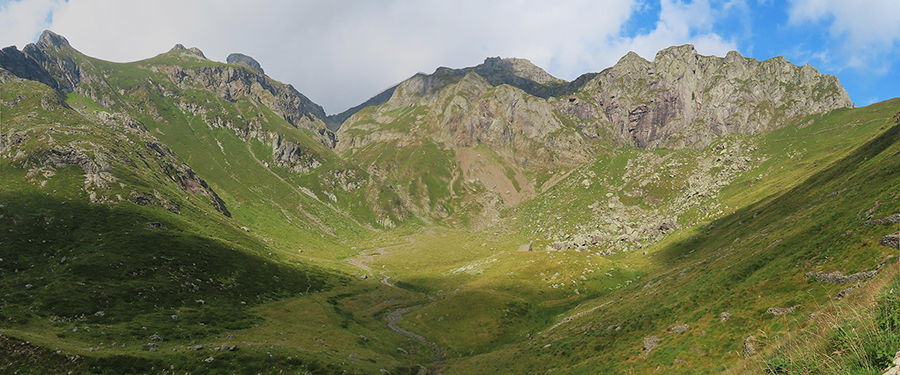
(0, 0), (898, 112)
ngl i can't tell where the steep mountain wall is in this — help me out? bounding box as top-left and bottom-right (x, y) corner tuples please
(340, 45), (853, 153)
(569, 45), (853, 149)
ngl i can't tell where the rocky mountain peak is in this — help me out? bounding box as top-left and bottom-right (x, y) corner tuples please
(36, 30), (71, 49)
(13, 31), (85, 93)
(226, 53), (265, 74)
(479, 57), (563, 85)
(653, 44), (698, 62)
(725, 50), (743, 63)
(585, 46), (854, 149)
(617, 51), (648, 64)
(611, 51), (652, 74)
(168, 44), (207, 59)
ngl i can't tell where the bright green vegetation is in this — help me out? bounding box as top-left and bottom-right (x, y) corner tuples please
(1, 45), (899, 375)
(0, 73), (430, 374)
(763, 276), (900, 375)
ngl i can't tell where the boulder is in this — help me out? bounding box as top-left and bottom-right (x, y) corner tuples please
(669, 324), (689, 333)
(743, 335), (756, 358)
(642, 336), (659, 358)
(766, 306), (796, 317)
(882, 232), (899, 249)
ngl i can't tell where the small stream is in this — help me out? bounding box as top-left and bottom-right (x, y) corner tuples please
(384, 296), (445, 374)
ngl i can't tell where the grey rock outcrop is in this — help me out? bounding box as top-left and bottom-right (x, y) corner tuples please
(743, 335), (756, 358)
(4, 30), (116, 108)
(882, 351), (900, 375)
(883, 232), (900, 249)
(669, 324), (689, 333)
(169, 44), (207, 59)
(766, 306), (796, 316)
(577, 45), (853, 149)
(480, 56), (564, 85)
(0, 45), (58, 89)
(720, 311), (731, 322)
(21, 30), (83, 93)
(837, 283), (860, 299)
(226, 53), (264, 74)
(642, 336), (659, 358)
(805, 270), (878, 284)
(155, 64), (335, 147)
(863, 213), (900, 226)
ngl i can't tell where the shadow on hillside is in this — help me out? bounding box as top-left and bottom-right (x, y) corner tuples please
(0, 189), (342, 328)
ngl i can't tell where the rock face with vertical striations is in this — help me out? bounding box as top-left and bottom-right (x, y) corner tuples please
(339, 46), (852, 158)
(0, 45), (59, 89)
(334, 46), (853, 226)
(570, 45), (853, 149)
(19, 30), (85, 93)
(337, 61), (590, 172)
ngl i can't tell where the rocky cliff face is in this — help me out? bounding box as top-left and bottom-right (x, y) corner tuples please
(1, 72), (231, 216)
(568, 45), (853, 149)
(335, 46), (852, 226)
(1, 30), (121, 110)
(338, 68), (590, 171)
(339, 46), (852, 153)
(150, 61), (335, 147)
(21, 30), (85, 93)
(0, 45), (59, 90)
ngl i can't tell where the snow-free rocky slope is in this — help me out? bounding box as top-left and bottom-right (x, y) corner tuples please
(1, 30), (896, 375)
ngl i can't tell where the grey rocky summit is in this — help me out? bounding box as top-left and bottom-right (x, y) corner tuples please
(227, 53), (265, 74)
(577, 44), (854, 149)
(168, 44), (207, 59)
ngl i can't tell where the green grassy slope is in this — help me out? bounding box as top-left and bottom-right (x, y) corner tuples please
(83, 51), (376, 245)
(329, 100), (899, 375)
(3, 39), (899, 375)
(439, 101), (900, 374)
(0, 73), (436, 375)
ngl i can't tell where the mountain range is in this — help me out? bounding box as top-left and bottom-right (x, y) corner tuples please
(0, 30), (897, 374)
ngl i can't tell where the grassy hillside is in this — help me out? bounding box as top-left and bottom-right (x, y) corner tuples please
(0, 73), (439, 375)
(336, 100), (900, 374)
(2, 41), (899, 375)
(413, 101), (900, 374)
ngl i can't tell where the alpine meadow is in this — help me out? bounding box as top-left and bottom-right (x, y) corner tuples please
(0, 28), (899, 375)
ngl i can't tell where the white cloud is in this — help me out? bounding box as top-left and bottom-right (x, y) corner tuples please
(788, 0), (900, 72)
(609, 0), (737, 62)
(28, 0), (645, 112)
(1, 0), (738, 113)
(0, 0), (62, 49)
